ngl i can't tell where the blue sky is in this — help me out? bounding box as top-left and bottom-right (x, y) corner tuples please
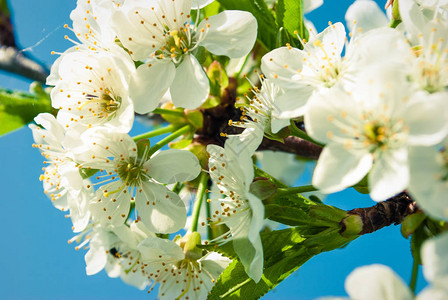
(0, 0), (426, 299)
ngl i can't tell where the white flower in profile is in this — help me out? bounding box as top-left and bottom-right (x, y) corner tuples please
(304, 72), (448, 201)
(30, 113), (91, 232)
(319, 232), (448, 300)
(51, 50), (135, 133)
(76, 127), (201, 233)
(112, 0), (257, 112)
(84, 221), (154, 290)
(408, 137), (448, 221)
(138, 232), (230, 300)
(207, 137), (264, 282)
(228, 76), (290, 154)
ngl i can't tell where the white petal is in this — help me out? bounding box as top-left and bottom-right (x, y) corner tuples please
(138, 237), (184, 261)
(90, 181), (131, 226)
(369, 148), (409, 201)
(85, 245), (107, 275)
(305, 88), (363, 144)
(303, 0), (323, 13)
(261, 47), (307, 89)
(271, 86), (314, 119)
(406, 93), (448, 146)
(199, 10), (257, 58)
(313, 143), (372, 194)
(346, 264), (414, 300)
(135, 181), (186, 233)
(145, 149), (201, 184)
(270, 117), (289, 134)
(408, 146), (448, 221)
(227, 127), (264, 156)
(170, 55), (210, 109)
(345, 0), (388, 32)
(422, 231), (448, 284)
(130, 60), (176, 114)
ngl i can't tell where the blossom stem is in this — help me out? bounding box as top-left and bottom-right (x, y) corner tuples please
(235, 53), (250, 79)
(204, 187), (213, 239)
(147, 125), (191, 157)
(276, 185), (317, 196)
(132, 124), (176, 141)
(409, 258), (419, 294)
(190, 172), (209, 233)
(152, 108), (185, 117)
(289, 120), (324, 147)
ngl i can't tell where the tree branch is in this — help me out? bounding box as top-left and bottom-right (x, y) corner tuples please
(0, 46), (49, 82)
(340, 192), (418, 235)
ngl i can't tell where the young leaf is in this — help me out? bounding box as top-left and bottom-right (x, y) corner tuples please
(0, 86), (52, 136)
(208, 226), (357, 299)
(275, 0), (308, 48)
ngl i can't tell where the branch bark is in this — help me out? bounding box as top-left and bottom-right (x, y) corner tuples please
(0, 46), (49, 82)
(341, 192), (418, 235)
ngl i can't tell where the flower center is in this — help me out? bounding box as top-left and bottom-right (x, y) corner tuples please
(116, 158), (149, 187)
(82, 88), (122, 120)
(360, 116), (407, 153)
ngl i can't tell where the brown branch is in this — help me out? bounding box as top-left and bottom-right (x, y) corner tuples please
(258, 136), (322, 160)
(340, 192), (418, 235)
(0, 46), (49, 83)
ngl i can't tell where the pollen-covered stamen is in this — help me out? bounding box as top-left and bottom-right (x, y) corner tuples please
(230, 75), (274, 130)
(413, 29), (448, 93)
(360, 114), (408, 152)
(79, 88), (122, 120)
(116, 157), (150, 187)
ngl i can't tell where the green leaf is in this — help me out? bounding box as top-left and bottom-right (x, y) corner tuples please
(208, 226), (357, 299)
(275, 0), (308, 48)
(217, 0), (278, 50)
(0, 86), (52, 136)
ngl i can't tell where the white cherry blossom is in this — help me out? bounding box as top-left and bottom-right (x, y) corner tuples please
(76, 127), (201, 233)
(51, 50), (135, 133)
(30, 113), (91, 232)
(138, 233), (230, 300)
(304, 73), (448, 201)
(84, 221), (154, 289)
(112, 0), (257, 112)
(228, 77), (290, 153)
(207, 137), (264, 282)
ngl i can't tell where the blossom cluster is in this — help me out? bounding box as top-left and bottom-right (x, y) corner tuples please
(31, 0), (260, 298)
(29, 0), (448, 299)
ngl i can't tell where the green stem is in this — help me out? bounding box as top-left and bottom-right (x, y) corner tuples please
(276, 185), (317, 196)
(147, 125), (191, 157)
(133, 124), (176, 141)
(410, 258), (419, 294)
(152, 108), (184, 117)
(289, 120), (324, 147)
(190, 172), (209, 233)
(205, 189), (212, 240)
(235, 53), (250, 79)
